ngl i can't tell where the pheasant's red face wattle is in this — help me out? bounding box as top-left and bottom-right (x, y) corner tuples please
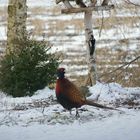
(55, 79), (63, 96)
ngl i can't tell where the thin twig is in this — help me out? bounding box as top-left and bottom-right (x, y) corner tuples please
(125, 0), (140, 7)
(100, 55), (140, 79)
(99, 10), (104, 37)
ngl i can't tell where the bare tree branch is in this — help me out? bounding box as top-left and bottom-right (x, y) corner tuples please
(100, 55), (140, 79)
(99, 11), (104, 37)
(125, 0), (140, 7)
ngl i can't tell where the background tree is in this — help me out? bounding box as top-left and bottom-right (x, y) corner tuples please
(7, 0), (27, 53)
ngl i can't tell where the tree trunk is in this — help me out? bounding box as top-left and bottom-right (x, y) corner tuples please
(84, 11), (98, 86)
(7, 0), (27, 53)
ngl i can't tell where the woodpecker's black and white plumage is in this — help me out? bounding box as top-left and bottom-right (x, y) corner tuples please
(89, 35), (96, 56)
(102, 0), (109, 6)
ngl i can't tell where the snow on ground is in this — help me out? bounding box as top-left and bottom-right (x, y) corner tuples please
(0, 26), (7, 41)
(0, 82), (140, 140)
(0, 110), (140, 140)
(88, 82), (140, 105)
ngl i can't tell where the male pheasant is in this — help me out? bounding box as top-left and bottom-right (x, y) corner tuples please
(55, 68), (117, 116)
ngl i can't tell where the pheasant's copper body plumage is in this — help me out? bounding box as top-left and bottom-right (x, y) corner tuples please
(55, 68), (117, 116)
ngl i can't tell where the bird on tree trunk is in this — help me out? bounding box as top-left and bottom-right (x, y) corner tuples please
(101, 0), (109, 6)
(55, 68), (118, 117)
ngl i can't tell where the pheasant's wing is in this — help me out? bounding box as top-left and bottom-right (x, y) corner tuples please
(61, 79), (85, 105)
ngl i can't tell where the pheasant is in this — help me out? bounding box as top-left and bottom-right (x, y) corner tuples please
(55, 68), (118, 117)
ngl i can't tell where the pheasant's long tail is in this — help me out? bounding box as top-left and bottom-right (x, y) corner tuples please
(85, 100), (120, 111)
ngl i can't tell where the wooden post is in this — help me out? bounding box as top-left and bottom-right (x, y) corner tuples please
(84, 11), (98, 85)
(7, 0), (27, 53)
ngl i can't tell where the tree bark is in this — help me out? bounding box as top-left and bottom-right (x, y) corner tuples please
(7, 0), (27, 53)
(84, 11), (98, 86)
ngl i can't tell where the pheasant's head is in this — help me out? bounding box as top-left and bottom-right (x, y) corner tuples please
(57, 68), (65, 79)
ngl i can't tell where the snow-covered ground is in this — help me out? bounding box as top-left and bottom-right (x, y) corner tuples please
(0, 111), (140, 140)
(0, 82), (140, 140)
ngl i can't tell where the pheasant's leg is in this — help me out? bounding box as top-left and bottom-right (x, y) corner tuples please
(76, 108), (80, 118)
(69, 110), (72, 115)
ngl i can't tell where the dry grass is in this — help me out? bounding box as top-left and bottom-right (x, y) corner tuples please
(96, 48), (140, 87)
(94, 16), (140, 30)
(30, 7), (47, 15)
(28, 19), (46, 36)
(65, 45), (140, 87)
(0, 7), (7, 22)
(60, 45), (140, 87)
(27, 13), (140, 38)
(30, 6), (61, 15)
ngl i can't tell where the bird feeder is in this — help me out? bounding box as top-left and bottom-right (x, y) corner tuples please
(56, 0), (114, 86)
